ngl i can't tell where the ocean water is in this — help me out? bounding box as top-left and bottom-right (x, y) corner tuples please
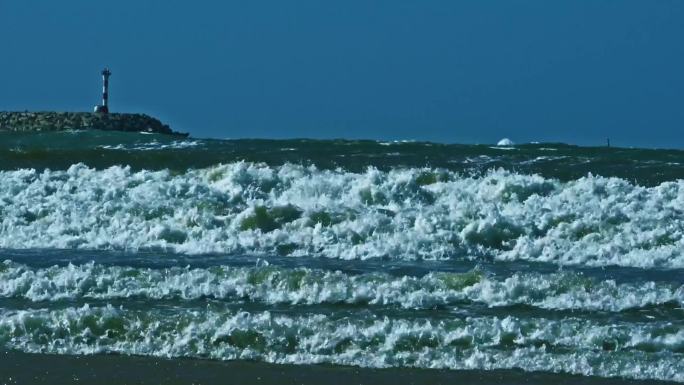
(0, 130), (683, 383)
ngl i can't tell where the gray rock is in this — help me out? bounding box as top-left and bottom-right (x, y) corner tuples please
(0, 111), (187, 136)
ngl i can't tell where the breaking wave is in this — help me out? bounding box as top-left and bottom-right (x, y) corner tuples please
(1, 162), (684, 268)
(1, 261), (682, 312)
(0, 305), (682, 382)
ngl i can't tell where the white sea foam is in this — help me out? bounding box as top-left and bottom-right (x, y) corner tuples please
(97, 140), (201, 151)
(1, 163), (684, 268)
(0, 305), (681, 382)
(1, 261), (681, 312)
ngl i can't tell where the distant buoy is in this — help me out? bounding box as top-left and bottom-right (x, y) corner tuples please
(497, 138), (514, 146)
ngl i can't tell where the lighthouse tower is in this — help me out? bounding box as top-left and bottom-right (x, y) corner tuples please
(94, 68), (111, 114)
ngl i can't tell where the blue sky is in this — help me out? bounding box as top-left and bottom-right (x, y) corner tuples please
(1, 1), (682, 147)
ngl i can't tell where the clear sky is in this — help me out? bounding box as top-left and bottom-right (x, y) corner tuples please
(1, 1), (682, 147)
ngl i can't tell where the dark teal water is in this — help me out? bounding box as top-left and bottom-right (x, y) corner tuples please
(0, 130), (682, 382)
(2, 130), (684, 185)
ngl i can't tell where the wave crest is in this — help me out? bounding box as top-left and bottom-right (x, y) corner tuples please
(1, 163), (683, 268)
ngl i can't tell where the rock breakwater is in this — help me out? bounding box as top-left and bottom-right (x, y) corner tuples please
(0, 112), (187, 136)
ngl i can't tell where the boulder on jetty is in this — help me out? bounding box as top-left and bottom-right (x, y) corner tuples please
(0, 112), (187, 136)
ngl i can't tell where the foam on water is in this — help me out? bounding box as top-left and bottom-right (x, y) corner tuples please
(0, 305), (681, 382)
(97, 140), (201, 151)
(1, 163), (684, 268)
(1, 261), (682, 312)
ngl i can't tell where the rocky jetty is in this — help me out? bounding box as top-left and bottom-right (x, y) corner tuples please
(0, 112), (187, 136)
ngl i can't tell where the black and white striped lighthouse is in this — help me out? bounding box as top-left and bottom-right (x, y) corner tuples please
(94, 68), (111, 114)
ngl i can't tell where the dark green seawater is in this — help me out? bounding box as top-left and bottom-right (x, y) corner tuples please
(0, 130), (682, 383)
(3, 130), (684, 184)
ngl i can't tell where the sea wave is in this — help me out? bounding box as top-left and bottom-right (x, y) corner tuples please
(1, 163), (684, 268)
(97, 140), (201, 151)
(1, 261), (681, 312)
(0, 305), (682, 382)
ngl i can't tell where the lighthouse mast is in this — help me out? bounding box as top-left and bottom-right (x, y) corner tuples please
(94, 68), (111, 114)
